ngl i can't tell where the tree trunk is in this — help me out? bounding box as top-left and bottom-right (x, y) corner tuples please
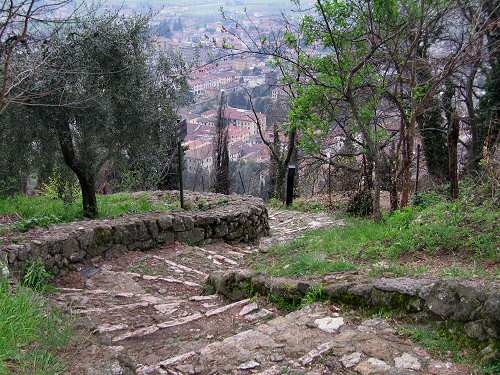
(268, 154), (278, 201)
(400, 118), (416, 207)
(212, 91), (230, 194)
(372, 159), (382, 222)
(55, 121), (98, 218)
(78, 173), (98, 218)
(389, 140), (399, 212)
(448, 114), (460, 200)
(276, 163), (287, 202)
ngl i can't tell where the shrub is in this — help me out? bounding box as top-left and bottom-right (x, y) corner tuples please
(411, 191), (443, 208)
(40, 170), (81, 204)
(22, 260), (52, 292)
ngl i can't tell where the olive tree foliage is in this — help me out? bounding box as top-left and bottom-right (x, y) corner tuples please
(1, 11), (190, 217)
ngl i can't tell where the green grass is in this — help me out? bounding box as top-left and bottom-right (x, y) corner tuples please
(0, 281), (72, 374)
(254, 190), (499, 279)
(398, 324), (499, 374)
(0, 192), (177, 232)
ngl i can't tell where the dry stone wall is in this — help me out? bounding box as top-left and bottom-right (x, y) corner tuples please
(208, 270), (500, 342)
(1, 193), (269, 276)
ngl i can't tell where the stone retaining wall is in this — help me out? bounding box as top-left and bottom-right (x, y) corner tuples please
(207, 270), (500, 342)
(1, 193), (269, 276)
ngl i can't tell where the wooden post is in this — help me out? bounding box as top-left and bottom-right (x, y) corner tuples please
(448, 114), (459, 200)
(327, 153), (332, 207)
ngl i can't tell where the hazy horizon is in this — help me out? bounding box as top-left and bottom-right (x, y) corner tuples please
(103, 0), (307, 17)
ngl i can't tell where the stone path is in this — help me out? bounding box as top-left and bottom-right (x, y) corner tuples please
(51, 209), (467, 374)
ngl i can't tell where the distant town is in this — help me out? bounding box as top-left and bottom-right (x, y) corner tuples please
(150, 8), (288, 194)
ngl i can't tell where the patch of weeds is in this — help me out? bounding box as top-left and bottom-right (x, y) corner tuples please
(267, 292), (301, 312)
(252, 231), (358, 278)
(22, 259), (53, 293)
(368, 262), (429, 278)
(0, 281), (72, 374)
(300, 284), (327, 307)
(440, 265), (492, 279)
(216, 197), (229, 206)
(15, 215), (62, 232)
(398, 323), (498, 374)
(128, 258), (154, 275)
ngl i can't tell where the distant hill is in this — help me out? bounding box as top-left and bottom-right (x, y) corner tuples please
(103, 0), (305, 16)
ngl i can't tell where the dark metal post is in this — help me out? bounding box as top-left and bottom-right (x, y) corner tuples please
(415, 144), (421, 194)
(327, 152), (332, 207)
(286, 164), (296, 206)
(177, 140), (184, 209)
(238, 170), (246, 194)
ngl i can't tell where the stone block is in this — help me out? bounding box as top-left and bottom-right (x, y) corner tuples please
(62, 237), (81, 258)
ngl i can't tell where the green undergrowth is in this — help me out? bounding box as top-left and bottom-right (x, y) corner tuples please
(266, 284), (328, 312)
(256, 185), (499, 279)
(0, 279), (72, 375)
(0, 192), (177, 233)
(268, 197), (327, 213)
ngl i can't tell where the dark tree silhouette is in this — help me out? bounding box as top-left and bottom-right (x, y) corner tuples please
(212, 91), (230, 194)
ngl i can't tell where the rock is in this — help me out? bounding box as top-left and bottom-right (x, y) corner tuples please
(157, 215), (173, 231)
(426, 360), (456, 375)
(314, 317), (344, 333)
(62, 237), (81, 258)
(270, 354), (284, 362)
(238, 360), (260, 370)
(239, 302), (259, 316)
(95, 324), (129, 334)
(479, 344), (500, 364)
(172, 217), (185, 232)
(394, 353), (421, 371)
(356, 338), (396, 363)
(245, 309), (273, 322)
(354, 358), (391, 374)
(341, 352), (362, 368)
(0, 252), (10, 279)
(464, 320), (488, 340)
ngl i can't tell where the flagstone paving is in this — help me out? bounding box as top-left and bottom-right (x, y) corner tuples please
(51, 209), (469, 374)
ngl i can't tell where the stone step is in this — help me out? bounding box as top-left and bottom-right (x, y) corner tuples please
(137, 303), (341, 374)
(138, 303), (467, 375)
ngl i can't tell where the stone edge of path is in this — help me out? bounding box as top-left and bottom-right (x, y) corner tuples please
(1, 192), (270, 276)
(206, 269), (500, 342)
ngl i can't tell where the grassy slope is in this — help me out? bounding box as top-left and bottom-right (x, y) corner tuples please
(0, 193), (177, 232)
(254, 190), (499, 279)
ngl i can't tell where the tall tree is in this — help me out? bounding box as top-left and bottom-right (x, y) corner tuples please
(212, 91), (230, 194)
(4, 12), (188, 216)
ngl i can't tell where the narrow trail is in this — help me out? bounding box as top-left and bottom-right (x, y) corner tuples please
(52, 209), (468, 375)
